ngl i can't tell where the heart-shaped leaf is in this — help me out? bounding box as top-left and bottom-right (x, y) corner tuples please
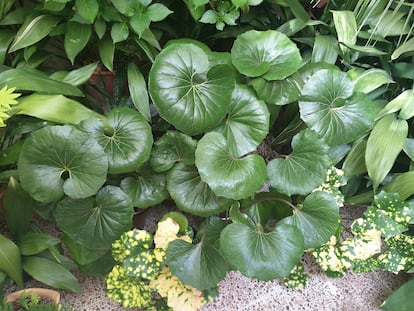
(220, 222), (304, 280)
(120, 164), (168, 209)
(195, 132), (267, 200)
(149, 41), (234, 135)
(150, 131), (198, 172)
(299, 69), (375, 146)
(79, 107), (153, 174)
(279, 192), (339, 249)
(18, 125), (108, 203)
(55, 186), (133, 250)
(166, 239), (229, 290)
(167, 163), (233, 216)
(214, 84), (269, 156)
(267, 129), (331, 196)
(231, 30), (302, 80)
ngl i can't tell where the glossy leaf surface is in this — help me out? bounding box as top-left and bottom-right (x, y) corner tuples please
(127, 63), (151, 122)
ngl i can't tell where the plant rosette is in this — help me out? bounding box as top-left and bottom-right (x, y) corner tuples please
(4, 288), (61, 310)
(105, 214), (209, 311)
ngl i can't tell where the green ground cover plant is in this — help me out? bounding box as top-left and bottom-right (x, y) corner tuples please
(0, 0), (413, 310)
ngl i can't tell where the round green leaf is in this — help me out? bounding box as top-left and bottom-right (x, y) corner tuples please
(231, 30), (302, 80)
(279, 192), (339, 249)
(299, 69), (375, 146)
(149, 41), (234, 135)
(214, 84), (269, 156)
(120, 165), (168, 209)
(150, 131), (198, 172)
(166, 240), (229, 290)
(195, 132), (267, 200)
(79, 107), (153, 174)
(220, 222), (304, 280)
(167, 163), (233, 216)
(267, 129), (331, 196)
(18, 125), (108, 203)
(55, 186), (133, 249)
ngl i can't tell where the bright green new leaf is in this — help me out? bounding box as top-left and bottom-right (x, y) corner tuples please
(150, 131), (197, 172)
(111, 22), (129, 43)
(299, 69), (375, 146)
(9, 15), (60, 52)
(279, 192), (339, 249)
(332, 10), (357, 56)
(167, 163), (233, 216)
(381, 278), (414, 311)
(18, 125), (108, 203)
(23, 256), (81, 292)
(55, 186), (133, 250)
(366, 114), (408, 190)
(129, 13), (151, 37)
(392, 37), (414, 60)
(127, 63), (151, 122)
(79, 107), (153, 174)
(342, 137), (367, 177)
(403, 138), (414, 162)
(195, 132), (267, 200)
(311, 35), (339, 64)
(250, 74), (303, 106)
(376, 90), (414, 121)
(267, 129), (331, 196)
(146, 3), (173, 22)
(149, 42), (234, 135)
(75, 0), (99, 23)
(220, 222), (304, 280)
(18, 232), (60, 256)
(384, 171), (414, 201)
(214, 84), (269, 156)
(50, 62), (98, 86)
(0, 233), (23, 288)
(166, 240), (229, 290)
(120, 165), (168, 208)
(352, 69), (394, 94)
(231, 30), (302, 80)
(64, 21), (92, 64)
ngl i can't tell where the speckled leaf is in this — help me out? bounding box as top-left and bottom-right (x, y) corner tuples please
(267, 129), (331, 196)
(231, 30), (302, 80)
(220, 222), (304, 280)
(18, 125), (108, 203)
(214, 84), (269, 156)
(167, 163), (233, 216)
(279, 192), (339, 249)
(55, 186), (133, 249)
(166, 240), (229, 290)
(79, 107), (153, 174)
(195, 132), (267, 200)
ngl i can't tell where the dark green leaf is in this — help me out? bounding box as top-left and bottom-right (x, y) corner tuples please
(98, 34), (114, 71)
(0, 233), (23, 288)
(75, 0), (99, 23)
(64, 21), (92, 64)
(127, 63), (151, 122)
(380, 276), (414, 310)
(62, 235), (109, 266)
(18, 233), (60, 256)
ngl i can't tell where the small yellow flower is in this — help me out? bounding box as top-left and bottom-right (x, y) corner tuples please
(0, 85), (20, 127)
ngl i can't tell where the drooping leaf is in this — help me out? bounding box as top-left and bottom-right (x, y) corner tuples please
(50, 62), (98, 86)
(166, 239), (229, 290)
(311, 35), (339, 64)
(267, 129), (331, 196)
(0, 233), (23, 288)
(167, 163), (233, 216)
(299, 69), (375, 146)
(279, 192), (339, 249)
(98, 33), (115, 72)
(195, 132), (267, 200)
(23, 256), (81, 292)
(149, 41), (234, 135)
(376, 90), (414, 121)
(55, 186), (133, 250)
(214, 84), (269, 156)
(231, 30), (302, 80)
(150, 131), (198, 172)
(392, 37), (414, 60)
(0, 29), (14, 64)
(79, 107), (153, 174)
(342, 137), (367, 177)
(17, 232), (60, 256)
(366, 114), (408, 190)
(64, 21), (92, 64)
(352, 68), (393, 94)
(220, 222), (304, 280)
(18, 125), (108, 203)
(127, 63), (151, 122)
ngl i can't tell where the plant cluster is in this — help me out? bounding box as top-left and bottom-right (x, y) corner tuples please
(0, 0), (413, 310)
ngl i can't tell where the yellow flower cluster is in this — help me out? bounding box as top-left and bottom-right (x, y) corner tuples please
(0, 86), (20, 127)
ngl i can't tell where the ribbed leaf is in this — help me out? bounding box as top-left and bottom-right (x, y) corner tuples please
(332, 10), (357, 55)
(352, 69), (394, 94)
(311, 35), (339, 64)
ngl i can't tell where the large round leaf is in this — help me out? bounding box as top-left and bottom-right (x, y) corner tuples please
(166, 240), (229, 290)
(214, 84), (269, 156)
(150, 131), (198, 172)
(279, 192), (339, 249)
(55, 186), (133, 250)
(220, 222), (304, 280)
(299, 69), (375, 146)
(195, 132), (267, 200)
(149, 41), (235, 135)
(79, 107), (153, 174)
(120, 165), (168, 209)
(267, 129), (331, 196)
(231, 30), (302, 80)
(167, 163), (233, 216)
(18, 125), (108, 203)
